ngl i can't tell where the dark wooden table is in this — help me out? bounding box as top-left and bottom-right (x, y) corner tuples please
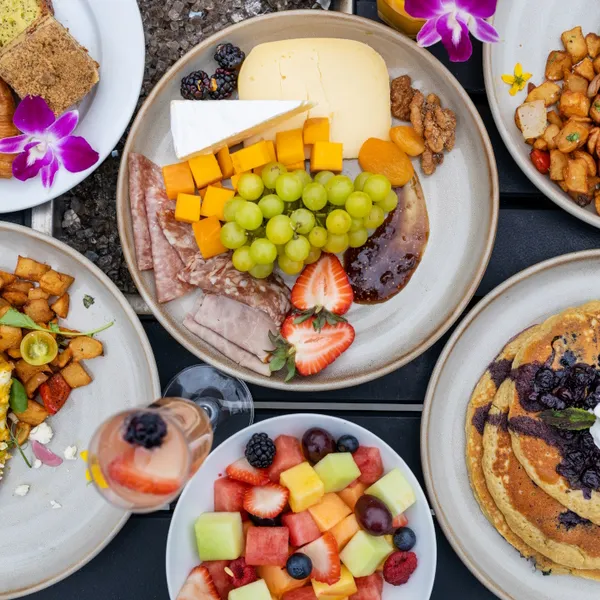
(5, 1), (599, 599)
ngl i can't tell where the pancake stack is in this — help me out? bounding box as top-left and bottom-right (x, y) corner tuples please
(465, 302), (600, 579)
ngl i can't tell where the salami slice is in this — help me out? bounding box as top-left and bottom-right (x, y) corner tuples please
(127, 153), (153, 271)
(157, 209), (198, 268)
(145, 185), (193, 303)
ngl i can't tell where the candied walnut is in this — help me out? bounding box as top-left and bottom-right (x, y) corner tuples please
(390, 75), (416, 121)
(410, 90), (425, 136)
(421, 149), (444, 175)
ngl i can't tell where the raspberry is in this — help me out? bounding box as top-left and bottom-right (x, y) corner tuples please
(227, 558), (258, 588)
(383, 551), (418, 586)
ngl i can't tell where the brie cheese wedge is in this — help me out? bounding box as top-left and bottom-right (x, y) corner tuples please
(170, 99), (313, 160)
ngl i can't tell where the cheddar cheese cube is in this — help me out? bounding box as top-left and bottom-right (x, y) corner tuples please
(231, 141), (273, 174)
(189, 153), (223, 189)
(201, 186), (235, 221)
(162, 162), (195, 200)
(216, 146), (234, 179)
(192, 216), (227, 259)
(175, 193), (201, 223)
(231, 171), (249, 191)
(280, 462), (325, 513)
(254, 141), (278, 175)
(310, 141), (343, 173)
(285, 161), (306, 171)
(276, 128), (305, 166)
(303, 118), (330, 145)
(200, 181), (222, 199)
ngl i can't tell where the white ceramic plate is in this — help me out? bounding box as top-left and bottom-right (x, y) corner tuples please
(117, 10), (498, 391)
(422, 250), (600, 600)
(0, 0), (145, 214)
(484, 0), (600, 228)
(166, 414), (436, 599)
(0, 223), (160, 599)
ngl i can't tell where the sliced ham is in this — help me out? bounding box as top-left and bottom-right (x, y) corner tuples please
(157, 209), (198, 268)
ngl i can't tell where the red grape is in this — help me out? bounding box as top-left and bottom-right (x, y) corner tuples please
(355, 494), (393, 536)
(302, 428), (336, 463)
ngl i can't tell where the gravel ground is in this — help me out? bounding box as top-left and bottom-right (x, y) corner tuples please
(57, 0), (328, 295)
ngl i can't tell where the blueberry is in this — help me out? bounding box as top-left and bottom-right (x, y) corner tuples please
(393, 527), (416, 551)
(248, 514), (282, 527)
(286, 553), (312, 580)
(337, 435), (359, 453)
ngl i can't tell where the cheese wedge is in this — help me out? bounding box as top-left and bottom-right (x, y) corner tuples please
(238, 38), (392, 158)
(170, 99), (312, 160)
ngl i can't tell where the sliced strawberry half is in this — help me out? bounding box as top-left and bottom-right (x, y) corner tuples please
(299, 532), (341, 585)
(243, 482), (289, 518)
(291, 254), (353, 317)
(226, 457), (270, 486)
(176, 565), (220, 600)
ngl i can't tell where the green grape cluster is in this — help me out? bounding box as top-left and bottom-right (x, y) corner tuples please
(220, 163), (398, 278)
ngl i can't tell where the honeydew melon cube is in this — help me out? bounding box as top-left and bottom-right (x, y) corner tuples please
(340, 531), (393, 578)
(228, 579), (271, 600)
(194, 512), (243, 561)
(280, 462), (325, 512)
(313, 453), (361, 493)
(312, 565), (357, 598)
(364, 468), (416, 517)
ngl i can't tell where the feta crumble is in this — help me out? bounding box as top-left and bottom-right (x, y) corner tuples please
(14, 484), (30, 497)
(63, 445), (78, 461)
(33, 459), (42, 469)
(29, 422), (53, 445)
(50, 500), (62, 509)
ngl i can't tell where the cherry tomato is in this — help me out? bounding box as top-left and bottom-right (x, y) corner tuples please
(39, 373), (71, 415)
(20, 331), (58, 366)
(530, 149), (550, 174)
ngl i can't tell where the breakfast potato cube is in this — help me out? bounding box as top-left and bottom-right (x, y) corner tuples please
(545, 50), (572, 80)
(533, 138), (548, 151)
(525, 81), (561, 106)
(50, 293), (69, 319)
(587, 33), (600, 59)
(564, 158), (589, 193)
(14, 421), (30, 445)
(39, 270), (74, 297)
(594, 56), (600, 74)
(562, 26), (588, 63)
(0, 270), (16, 287)
(69, 336), (103, 361)
(555, 121), (589, 153)
(547, 110), (563, 128)
(25, 372), (48, 398)
(573, 150), (598, 176)
(542, 124), (561, 150)
(559, 91), (591, 118)
(588, 127), (600, 155)
(23, 299), (54, 323)
(14, 256), (51, 282)
(574, 57), (596, 81)
(590, 96), (600, 124)
(0, 298), (10, 318)
(50, 347), (72, 370)
(6, 280), (34, 294)
(6, 348), (21, 359)
(2, 291), (28, 307)
(15, 359), (51, 383)
(28, 287), (49, 301)
(0, 325), (22, 351)
(562, 70), (589, 94)
(60, 361), (92, 388)
(550, 150), (569, 180)
(14, 399), (49, 426)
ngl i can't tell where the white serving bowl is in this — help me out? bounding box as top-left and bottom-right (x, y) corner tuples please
(166, 414), (436, 599)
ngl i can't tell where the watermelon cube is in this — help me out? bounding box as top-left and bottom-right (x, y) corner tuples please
(203, 560), (234, 599)
(258, 565), (308, 596)
(245, 526), (290, 566)
(338, 481), (367, 510)
(268, 435), (305, 482)
(214, 477), (248, 514)
(282, 510), (321, 547)
(393, 512), (409, 528)
(308, 493), (352, 532)
(283, 587), (318, 600)
(350, 573), (383, 600)
(352, 447), (384, 485)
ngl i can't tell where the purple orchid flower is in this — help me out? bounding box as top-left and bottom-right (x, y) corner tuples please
(0, 96), (99, 188)
(405, 0), (500, 63)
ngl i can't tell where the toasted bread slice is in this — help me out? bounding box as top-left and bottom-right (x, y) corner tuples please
(0, 0), (53, 49)
(0, 14), (99, 114)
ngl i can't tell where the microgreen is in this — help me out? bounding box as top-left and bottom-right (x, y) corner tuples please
(8, 426), (31, 469)
(539, 407), (596, 430)
(83, 295), (95, 309)
(8, 378), (27, 413)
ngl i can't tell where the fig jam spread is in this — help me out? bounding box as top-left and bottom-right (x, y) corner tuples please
(488, 358), (512, 388)
(472, 403), (492, 436)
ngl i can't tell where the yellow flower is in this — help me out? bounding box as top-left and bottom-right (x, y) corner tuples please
(501, 63), (532, 96)
(81, 449), (108, 489)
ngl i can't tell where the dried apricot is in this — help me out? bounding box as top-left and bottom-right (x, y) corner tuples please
(358, 138), (414, 187)
(390, 126), (426, 157)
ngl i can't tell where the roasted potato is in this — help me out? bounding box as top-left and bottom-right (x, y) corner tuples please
(563, 70), (589, 94)
(6, 348), (21, 359)
(574, 57), (596, 81)
(573, 150), (597, 176)
(589, 127), (600, 155)
(0, 325), (22, 351)
(50, 293), (69, 319)
(555, 119), (590, 152)
(61, 362), (92, 389)
(564, 158), (589, 193)
(587, 33), (600, 58)
(27, 288), (49, 301)
(0, 270), (16, 287)
(0, 298), (10, 318)
(562, 26), (588, 63)
(526, 81), (562, 106)
(6, 280), (34, 294)
(547, 110), (563, 128)
(590, 96), (600, 123)
(14, 421), (31, 446)
(2, 291), (28, 307)
(14, 359), (51, 384)
(515, 100), (548, 139)
(533, 138), (549, 150)
(23, 298), (54, 323)
(25, 371), (49, 398)
(14, 399), (49, 426)
(550, 149), (569, 180)
(542, 124), (561, 150)
(14, 256), (51, 282)
(69, 336), (103, 361)
(545, 50), (572, 80)
(50, 347), (72, 370)
(559, 90), (592, 117)
(39, 270), (74, 297)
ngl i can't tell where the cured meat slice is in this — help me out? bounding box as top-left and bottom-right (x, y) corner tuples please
(128, 153), (155, 271)
(145, 185), (193, 303)
(179, 255), (291, 326)
(183, 316), (271, 377)
(193, 294), (277, 362)
(157, 209), (198, 268)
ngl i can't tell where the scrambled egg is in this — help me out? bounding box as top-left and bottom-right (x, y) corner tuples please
(0, 359), (14, 480)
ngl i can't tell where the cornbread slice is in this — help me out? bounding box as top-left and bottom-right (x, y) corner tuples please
(0, 14), (99, 114)
(0, 0), (52, 49)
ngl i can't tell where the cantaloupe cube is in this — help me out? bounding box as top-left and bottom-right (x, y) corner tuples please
(280, 462), (325, 513)
(303, 118), (330, 145)
(330, 514), (360, 550)
(216, 146), (234, 179)
(188, 153), (222, 189)
(231, 141), (273, 173)
(310, 142), (343, 173)
(258, 565), (308, 596)
(308, 493), (352, 532)
(192, 216), (227, 259)
(201, 186), (235, 220)
(312, 566), (357, 599)
(162, 162), (195, 200)
(175, 193), (201, 223)
(276, 128), (305, 165)
(337, 481), (366, 510)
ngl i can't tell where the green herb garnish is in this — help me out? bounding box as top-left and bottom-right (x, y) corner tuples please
(8, 426), (31, 469)
(566, 132), (580, 142)
(595, 103), (600, 111)
(8, 378), (27, 413)
(539, 407), (596, 430)
(83, 295), (95, 309)
(0, 308), (112, 338)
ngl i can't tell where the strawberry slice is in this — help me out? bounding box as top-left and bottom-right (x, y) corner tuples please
(291, 254), (353, 316)
(243, 482), (289, 518)
(176, 565), (220, 600)
(299, 532), (341, 585)
(226, 457), (270, 486)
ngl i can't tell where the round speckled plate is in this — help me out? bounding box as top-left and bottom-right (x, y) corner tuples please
(117, 10), (498, 391)
(423, 250), (600, 600)
(0, 223), (160, 599)
(484, 0), (600, 228)
(0, 0), (145, 213)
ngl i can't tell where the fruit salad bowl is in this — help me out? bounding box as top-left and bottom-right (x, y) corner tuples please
(166, 414), (436, 599)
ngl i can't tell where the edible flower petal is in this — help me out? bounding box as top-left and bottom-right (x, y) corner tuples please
(54, 135), (99, 173)
(12, 96), (55, 135)
(502, 63), (532, 96)
(31, 440), (63, 467)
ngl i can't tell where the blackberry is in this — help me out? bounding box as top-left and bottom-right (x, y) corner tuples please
(248, 513), (281, 527)
(180, 70), (211, 100)
(209, 68), (237, 100)
(214, 43), (246, 70)
(245, 432), (276, 468)
(124, 412), (167, 449)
